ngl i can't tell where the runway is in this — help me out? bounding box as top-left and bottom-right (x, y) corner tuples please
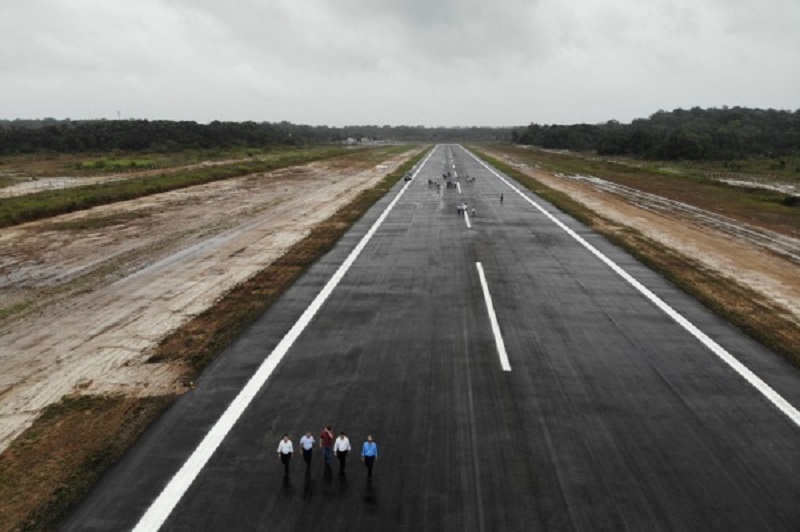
(60, 145), (800, 531)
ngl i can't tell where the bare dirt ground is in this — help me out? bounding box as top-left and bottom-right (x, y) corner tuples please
(0, 150), (413, 452)
(484, 148), (800, 325)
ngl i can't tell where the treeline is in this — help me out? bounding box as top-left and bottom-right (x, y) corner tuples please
(6, 108), (795, 160)
(512, 107), (800, 160)
(0, 118), (511, 154)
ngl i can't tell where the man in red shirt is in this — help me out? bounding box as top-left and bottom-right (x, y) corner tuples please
(319, 426), (335, 477)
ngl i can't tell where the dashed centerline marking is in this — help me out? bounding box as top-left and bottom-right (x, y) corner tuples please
(465, 210), (472, 229)
(476, 262), (511, 371)
(132, 147), (437, 532)
(457, 182), (462, 194)
(464, 147), (800, 428)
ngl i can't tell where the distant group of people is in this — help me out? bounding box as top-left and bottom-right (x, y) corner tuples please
(426, 166), (503, 211)
(457, 202), (475, 217)
(277, 427), (378, 481)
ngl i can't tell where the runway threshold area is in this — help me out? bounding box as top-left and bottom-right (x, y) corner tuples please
(61, 145), (800, 531)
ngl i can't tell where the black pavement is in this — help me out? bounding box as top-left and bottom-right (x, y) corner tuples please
(60, 145), (800, 532)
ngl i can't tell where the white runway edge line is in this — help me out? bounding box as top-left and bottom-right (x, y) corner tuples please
(133, 148), (437, 532)
(464, 147), (800, 428)
(476, 262), (511, 371)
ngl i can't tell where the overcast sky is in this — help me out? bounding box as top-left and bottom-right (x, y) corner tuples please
(1, 0), (798, 126)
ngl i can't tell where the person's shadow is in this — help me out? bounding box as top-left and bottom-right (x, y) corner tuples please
(363, 479), (377, 506)
(302, 468), (313, 500)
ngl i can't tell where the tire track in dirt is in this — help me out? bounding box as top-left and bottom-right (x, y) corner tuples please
(562, 173), (800, 263)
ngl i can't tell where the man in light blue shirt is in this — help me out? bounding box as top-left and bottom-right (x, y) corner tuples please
(361, 435), (378, 481)
(299, 432), (315, 472)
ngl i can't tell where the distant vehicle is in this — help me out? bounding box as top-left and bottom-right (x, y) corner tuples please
(404, 172), (412, 181)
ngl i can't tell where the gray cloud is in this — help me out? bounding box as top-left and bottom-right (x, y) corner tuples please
(0, 0), (797, 126)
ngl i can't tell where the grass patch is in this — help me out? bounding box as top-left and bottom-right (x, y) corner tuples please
(470, 146), (800, 370)
(65, 147), (328, 176)
(0, 146), (371, 228)
(0, 302), (30, 321)
(77, 158), (158, 171)
(0, 146), (323, 179)
(0, 394), (171, 532)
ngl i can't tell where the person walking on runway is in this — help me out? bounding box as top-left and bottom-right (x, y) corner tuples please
(334, 431), (352, 477)
(320, 426), (335, 476)
(277, 435), (293, 477)
(361, 435), (378, 481)
(299, 431), (315, 472)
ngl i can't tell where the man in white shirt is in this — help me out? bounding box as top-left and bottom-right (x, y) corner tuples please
(299, 431), (315, 472)
(277, 435), (293, 477)
(334, 431), (351, 478)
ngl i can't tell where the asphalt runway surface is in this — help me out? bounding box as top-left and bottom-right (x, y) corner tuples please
(61, 145), (800, 531)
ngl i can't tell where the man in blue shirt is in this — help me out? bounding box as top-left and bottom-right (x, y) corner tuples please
(299, 432), (315, 472)
(361, 435), (378, 481)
